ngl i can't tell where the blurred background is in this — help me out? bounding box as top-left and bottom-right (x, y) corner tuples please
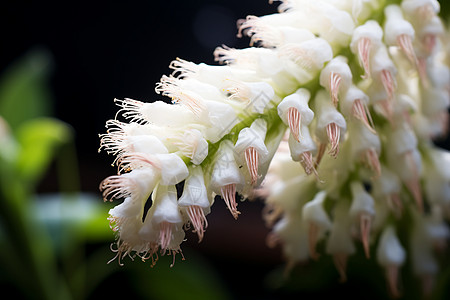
(0, 1), (449, 299)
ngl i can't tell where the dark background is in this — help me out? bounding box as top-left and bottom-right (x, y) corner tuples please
(1, 1), (449, 299)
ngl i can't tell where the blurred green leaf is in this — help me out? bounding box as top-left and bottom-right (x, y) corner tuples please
(15, 117), (72, 183)
(0, 48), (54, 131)
(33, 193), (112, 248)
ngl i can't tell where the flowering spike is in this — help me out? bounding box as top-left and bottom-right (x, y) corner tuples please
(98, 1), (450, 295)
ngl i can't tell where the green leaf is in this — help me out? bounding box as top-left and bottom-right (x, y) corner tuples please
(15, 117), (72, 183)
(0, 48), (54, 131)
(33, 193), (112, 248)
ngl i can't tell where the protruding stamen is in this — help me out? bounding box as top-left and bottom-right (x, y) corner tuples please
(387, 194), (403, 219)
(326, 123), (340, 158)
(352, 99), (376, 134)
(187, 205), (208, 242)
(386, 265), (402, 298)
(422, 33), (437, 55)
(118, 152), (159, 174)
(376, 99), (394, 124)
(405, 151), (423, 212)
(357, 37), (371, 79)
(360, 213), (372, 258)
(159, 221), (173, 251)
(333, 253), (349, 283)
(417, 57), (429, 87)
(397, 34), (418, 67)
(155, 82), (205, 116)
(381, 70), (396, 102)
(308, 222), (320, 260)
(300, 151), (318, 177)
(329, 72), (342, 107)
(100, 175), (131, 202)
(366, 148), (381, 178)
(287, 107), (302, 142)
(315, 143), (327, 168)
(266, 232), (281, 248)
(245, 147), (259, 185)
(221, 184), (240, 219)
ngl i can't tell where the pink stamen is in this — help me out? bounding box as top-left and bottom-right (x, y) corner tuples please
(366, 148), (381, 178)
(405, 151), (423, 213)
(387, 194), (403, 219)
(333, 253), (349, 283)
(287, 107), (302, 142)
(329, 72), (342, 107)
(266, 232), (281, 248)
(386, 265), (402, 298)
(245, 147), (259, 186)
(422, 33), (437, 55)
(326, 123), (341, 158)
(397, 34), (418, 67)
(352, 99), (376, 133)
(357, 38), (372, 79)
(381, 70), (396, 102)
(308, 222), (320, 260)
(187, 205), (208, 242)
(417, 57), (429, 87)
(300, 151), (318, 178)
(376, 99), (394, 124)
(315, 143), (327, 168)
(221, 184), (240, 219)
(360, 213), (372, 258)
(159, 221), (173, 251)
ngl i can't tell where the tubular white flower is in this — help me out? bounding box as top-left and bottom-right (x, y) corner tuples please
(376, 226), (406, 298)
(350, 181), (375, 258)
(319, 56), (353, 107)
(370, 45), (398, 102)
(224, 80), (275, 114)
(371, 165), (403, 217)
(277, 88), (313, 142)
(350, 20), (383, 78)
(169, 129), (208, 165)
(288, 126), (317, 176)
(401, 0), (440, 19)
(384, 5), (418, 66)
(348, 120), (381, 176)
(423, 148), (450, 206)
(302, 191), (331, 259)
(270, 213), (310, 268)
(278, 38), (334, 75)
(341, 85), (375, 132)
(314, 90), (347, 158)
(234, 118), (270, 185)
(210, 140), (245, 219)
(410, 210), (440, 294)
(326, 200), (355, 282)
(145, 184), (184, 252)
(178, 166), (211, 242)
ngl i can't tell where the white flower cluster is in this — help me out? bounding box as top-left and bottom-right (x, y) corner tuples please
(99, 0), (449, 296)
